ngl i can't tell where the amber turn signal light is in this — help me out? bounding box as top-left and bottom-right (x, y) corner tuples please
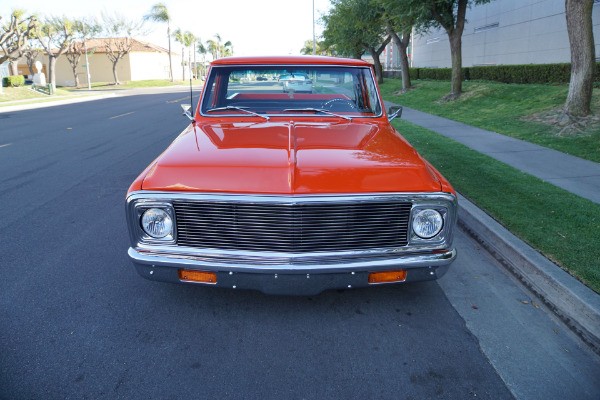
(368, 270), (407, 284)
(178, 270), (217, 284)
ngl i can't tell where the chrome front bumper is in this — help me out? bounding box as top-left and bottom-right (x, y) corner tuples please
(128, 247), (457, 295)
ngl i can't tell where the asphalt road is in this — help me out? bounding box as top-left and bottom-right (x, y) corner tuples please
(1, 88), (598, 399)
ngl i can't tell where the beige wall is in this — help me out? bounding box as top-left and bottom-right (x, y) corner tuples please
(25, 49), (179, 87)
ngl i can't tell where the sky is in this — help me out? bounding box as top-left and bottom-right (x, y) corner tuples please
(4, 0), (333, 58)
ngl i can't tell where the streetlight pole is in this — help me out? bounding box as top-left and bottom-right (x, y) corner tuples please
(83, 28), (91, 90)
(312, 0), (316, 55)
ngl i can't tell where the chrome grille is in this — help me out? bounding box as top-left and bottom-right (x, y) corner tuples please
(172, 199), (412, 252)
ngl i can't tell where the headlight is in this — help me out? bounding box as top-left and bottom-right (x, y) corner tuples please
(141, 208), (173, 238)
(412, 209), (443, 239)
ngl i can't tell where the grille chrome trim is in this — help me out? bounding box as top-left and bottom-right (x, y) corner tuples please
(173, 199), (412, 253)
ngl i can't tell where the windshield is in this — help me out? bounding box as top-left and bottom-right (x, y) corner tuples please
(200, 65), (382, 118)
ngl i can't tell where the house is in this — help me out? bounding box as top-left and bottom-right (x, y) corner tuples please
(23, 38), (182, 87)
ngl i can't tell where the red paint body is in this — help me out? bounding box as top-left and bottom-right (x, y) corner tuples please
(128, 56), (455, 197)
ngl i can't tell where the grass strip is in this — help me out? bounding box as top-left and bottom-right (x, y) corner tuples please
(392, 118), (600, 293)
(380, 79), (600, 163)
(0, 86), (74, 103)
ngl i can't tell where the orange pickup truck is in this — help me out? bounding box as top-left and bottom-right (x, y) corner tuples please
(126, 56), (457, 295)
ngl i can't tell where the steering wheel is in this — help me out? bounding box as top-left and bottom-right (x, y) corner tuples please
(323, 98), (358, 112)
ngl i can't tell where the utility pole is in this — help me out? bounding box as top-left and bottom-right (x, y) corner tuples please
(83, 26), (91, 90)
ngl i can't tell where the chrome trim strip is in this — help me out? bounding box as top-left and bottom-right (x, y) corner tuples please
(128, 247), (457, 274)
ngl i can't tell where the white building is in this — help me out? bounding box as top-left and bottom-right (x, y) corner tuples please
(385, 0), (600, 69)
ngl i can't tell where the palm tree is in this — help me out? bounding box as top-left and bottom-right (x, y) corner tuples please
(174, 28), (196, 80)
(197, 40), (207, 78)
(206, 34), (233, 60)
(144, 3), (173, 82)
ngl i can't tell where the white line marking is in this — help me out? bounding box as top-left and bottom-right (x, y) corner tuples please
(109, 111), (135, 119)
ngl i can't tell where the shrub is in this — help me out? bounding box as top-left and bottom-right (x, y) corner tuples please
(3, 75), (25, 87)
(402, 62), (600, 85)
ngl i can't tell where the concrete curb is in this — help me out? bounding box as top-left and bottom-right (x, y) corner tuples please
(0, 93), (116, 113)
(457, 194), (600, 355)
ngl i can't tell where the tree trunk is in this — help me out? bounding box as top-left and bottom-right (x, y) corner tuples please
(167, 25), (173, 82)
(399, 43), (411, 89)
(565, 0), (595, 117)
(112, 62), (120, 85)
(181, 47), (185, 81)
(72, 65), (80, 88)
(387, 24), (412, 90)
(9, 61), (18, 76)
(49, 55), (57, 90)
(449, 32), (462, 95)
(193, 42), (197, 79)
(366, 45), (384, 84)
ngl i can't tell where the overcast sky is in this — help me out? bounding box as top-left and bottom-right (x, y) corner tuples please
(4, 0), (333, 57)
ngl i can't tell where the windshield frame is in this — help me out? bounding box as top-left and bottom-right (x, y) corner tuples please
(198, 64), (384, 119)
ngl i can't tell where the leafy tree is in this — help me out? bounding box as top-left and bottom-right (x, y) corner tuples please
(406, 0), (492, 98)
(23, 46), (39, 76)
(144, 3), (173, 82)
(0, 11), (37, 75)
(378, 0), (414, 90)
(321, 1), (363, 59)
(565, 0), (595, 117)
(300, 39), (334, 56)
(36, 16), (74, 90)
(65, 18), (100, 88)
(101, 12), (144, 85)
(322, 0), (390, 84)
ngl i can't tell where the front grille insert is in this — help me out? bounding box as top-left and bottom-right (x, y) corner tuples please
(172, 199), (412, 253)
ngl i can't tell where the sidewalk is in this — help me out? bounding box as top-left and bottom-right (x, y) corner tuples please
(383, 100), (600, 354)
(383, 100), (600, 204)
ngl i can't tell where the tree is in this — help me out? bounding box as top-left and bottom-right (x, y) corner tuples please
(322, 0), (390, 84)
(144, 3), (173, 81)
(36, 16), (74, 90)
(322, 1), (364, 59)
(197, 40), (207, 78)
(65, 18), (100, 88)
(406, 0), (492, 98)
(206, 34), (232, 60)
(174, 29), (196, 80)
(565, 0), (595, 117)
(23, 47), (39, 76)
(378, 0), (414, 90)
(0, 11), (37, 74)
(101, 12), (144, 85)
(300, 39), (334, 56)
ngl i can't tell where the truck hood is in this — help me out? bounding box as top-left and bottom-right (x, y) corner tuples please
(141, 120), (441, 194)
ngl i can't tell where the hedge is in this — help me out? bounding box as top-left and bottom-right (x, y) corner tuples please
(2, 75), (25, 87)
(406, 62), (600, 85)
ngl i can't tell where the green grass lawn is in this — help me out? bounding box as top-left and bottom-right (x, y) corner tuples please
(391, 118), (600, 293)
(0, 86), (74, 103)
(380, 79), (600, 163)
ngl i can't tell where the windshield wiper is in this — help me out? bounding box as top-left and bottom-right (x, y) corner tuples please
(206, 106), (269, 121)
(282, 108), (352, 121)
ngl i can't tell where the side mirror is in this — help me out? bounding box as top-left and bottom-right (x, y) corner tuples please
(181, 104), (193, 121)
(387, 105), (403, 122)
